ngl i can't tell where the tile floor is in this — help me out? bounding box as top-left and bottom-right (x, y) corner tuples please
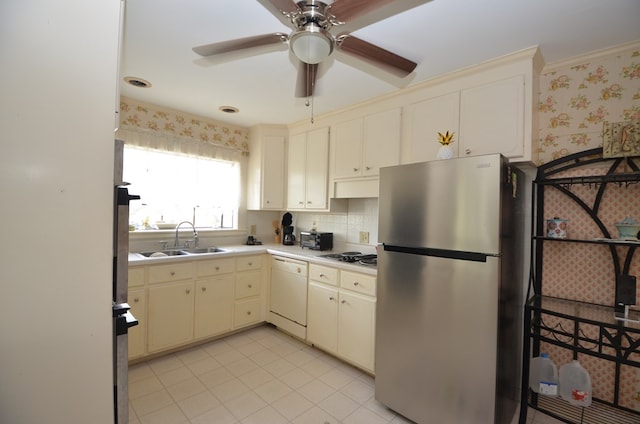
(129, 324), (562, 424)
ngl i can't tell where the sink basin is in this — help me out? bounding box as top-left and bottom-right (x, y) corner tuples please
(182, 247), (229, 254)
(139, 249), (188, 257)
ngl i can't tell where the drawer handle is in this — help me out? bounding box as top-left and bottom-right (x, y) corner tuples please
(319, 273), (325, 277)
(341, 299), (347, 304)
(248, 284), (252, 289)
(185, 289), (191, 294)
(170, 271), (175, 276)
(365, 166), (371, 170)
(465, 148), (471, 155)
(353, 281), (359, 286)
(215, 266), (220, 271)
(353, 167), (358, 172)
(329, 296), (335, 301)
(297, 267), (301, 273)
(247, 311), (252, 315)
(201, 287), (206, 292)
(133, 298), (139, 303)
(248, 262), (253, 266)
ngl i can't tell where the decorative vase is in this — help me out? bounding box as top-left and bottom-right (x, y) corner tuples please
(436, 144), (455, 160)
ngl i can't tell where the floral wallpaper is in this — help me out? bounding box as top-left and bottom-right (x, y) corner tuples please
(538, 43), (640, 164)
(118, 96), (249, 155)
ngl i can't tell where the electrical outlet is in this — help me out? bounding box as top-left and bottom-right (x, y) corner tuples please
(250, 224), (256, 235)
(359, 231), (369, 244)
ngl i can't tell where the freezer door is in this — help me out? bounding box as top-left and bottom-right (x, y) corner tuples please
(379, 154), (504, 254)
(375, 249), (499, 424)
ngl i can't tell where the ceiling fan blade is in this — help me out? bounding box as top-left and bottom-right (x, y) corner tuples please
(329, 0), (397, 23)
(193, 33), (288, 57)
(295, 62), (319, 98)
(257, 0), (301, 27)
(336, 35), (417, 76)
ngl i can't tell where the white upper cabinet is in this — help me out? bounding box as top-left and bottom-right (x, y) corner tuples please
(404, 92), (460, 164)
(287, 126), (329, 210)
(332, 108), (401, 179)
(459, 75), (525, 158)
(247, 126), (286, 210)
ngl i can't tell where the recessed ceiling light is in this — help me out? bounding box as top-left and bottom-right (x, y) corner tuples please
(124, 76), (152, 88)
(219, 106), (239, 113)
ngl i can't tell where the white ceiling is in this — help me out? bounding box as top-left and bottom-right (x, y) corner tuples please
(120, 0), (640, 128)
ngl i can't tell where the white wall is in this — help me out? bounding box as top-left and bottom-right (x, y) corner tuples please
(0, 1), (121, 423)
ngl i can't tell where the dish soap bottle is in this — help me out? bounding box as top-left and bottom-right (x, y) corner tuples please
(559, 360), (592, 407)
(529, 353), (559, 396)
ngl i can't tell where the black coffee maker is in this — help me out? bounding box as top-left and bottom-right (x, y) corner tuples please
(282, 212), (295, 245)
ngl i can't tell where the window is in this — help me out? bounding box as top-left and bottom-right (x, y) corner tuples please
(123, 145), (239, 230)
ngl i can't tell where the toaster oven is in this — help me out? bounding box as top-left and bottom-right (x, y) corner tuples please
(299, 231), (333, 250)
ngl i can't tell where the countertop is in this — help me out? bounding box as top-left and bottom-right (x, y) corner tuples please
(128, 243), (378, 276)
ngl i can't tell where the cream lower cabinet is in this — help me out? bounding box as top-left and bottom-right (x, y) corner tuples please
(194, 275), (234, 339)
(128, 287), (146, 359)
(307, 264), (376, 372)
(147, 280), (195, 353)
(234, 255), (263, 328)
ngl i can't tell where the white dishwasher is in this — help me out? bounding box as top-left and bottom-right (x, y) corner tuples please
(269, 256), (308, 339)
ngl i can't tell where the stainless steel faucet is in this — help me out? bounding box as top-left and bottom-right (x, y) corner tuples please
(174, 221), (199, 248)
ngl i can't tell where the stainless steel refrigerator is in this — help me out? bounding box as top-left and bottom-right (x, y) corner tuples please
(375, 154), (525, 424)
(113, 140), (140, 423)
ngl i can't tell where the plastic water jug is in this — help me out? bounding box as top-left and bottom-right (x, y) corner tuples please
(529, 353), (559, 396)
(559, 360), (592, 407)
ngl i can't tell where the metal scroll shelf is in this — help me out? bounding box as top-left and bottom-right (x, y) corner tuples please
(520, 148), (640, 424)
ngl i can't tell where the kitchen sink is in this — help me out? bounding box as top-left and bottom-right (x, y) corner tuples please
(181, 247), (229, 254)
(139, 249), (188, 257)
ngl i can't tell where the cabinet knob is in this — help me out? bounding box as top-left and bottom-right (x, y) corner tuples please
(201, 287), (206, 292)
(341, 299), (347, 304)
(248, 262), (252, 266)
(353, 167), (359, 172)
(329, 296), (335, 301)
(307, 201), (312, 204)
(248, 284), (252, 289)
(365, 166), (371, 171)
(266, 200), (270, 204)
(185, 289), (191, 294)
(170, 271), (175, 276)
(319, 273), (325, 277)
(246, 311), (252, 316)
(133, 298), (139, 303)
(297, 267), (301, 273)
(298, 201), (304, 205)
(465, 148), (471, 155)
(215, 266), (220, 271)
(353, 281), (359, 286)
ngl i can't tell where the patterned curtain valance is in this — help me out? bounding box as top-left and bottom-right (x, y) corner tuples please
(117, 97), (249, 161)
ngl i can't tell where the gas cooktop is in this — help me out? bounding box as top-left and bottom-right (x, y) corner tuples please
(318, 251), (377, 266)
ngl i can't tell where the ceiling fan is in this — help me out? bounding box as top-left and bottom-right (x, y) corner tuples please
(192, 0), (426, 98)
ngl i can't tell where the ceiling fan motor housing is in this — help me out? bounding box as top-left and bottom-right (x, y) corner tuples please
(289, 1), (335, 64)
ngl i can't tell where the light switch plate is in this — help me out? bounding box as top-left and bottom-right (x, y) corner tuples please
(359, 231), (369, 244)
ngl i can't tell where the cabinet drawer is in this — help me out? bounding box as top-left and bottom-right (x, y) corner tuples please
(234, 298), (260, 327)
(309, 263), (338, 286)
(148, 262), (193, 284)
(235, 270), (261, 299)
(340, 271), (376, 296)
(196, 257), (235, 277)
(128, 266), (145, 288)
(236, 255), (262, 272)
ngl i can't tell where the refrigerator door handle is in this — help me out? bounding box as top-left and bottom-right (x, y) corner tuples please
(113, 302), (138, 336)
(383, 244), (494, 262)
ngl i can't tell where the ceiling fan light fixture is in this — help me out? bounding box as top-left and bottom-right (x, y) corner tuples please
(290, 25), (333, 64)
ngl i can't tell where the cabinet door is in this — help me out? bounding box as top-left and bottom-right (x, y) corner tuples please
(307, 282), (338, 353)
(287, 133), (306, 209)
(338, 291), (375, 371)
(363, 108), (401, 176)
(305, 127), (329, 209)
(262, 135), (285, 209)
(194, 276), (234, 339)
(459, 75), (524, 158)
(405, 92), (460, 163)
(147, 281), (194, 352)
(128, 288), (146, 359)
(332, 118), (363, 179)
